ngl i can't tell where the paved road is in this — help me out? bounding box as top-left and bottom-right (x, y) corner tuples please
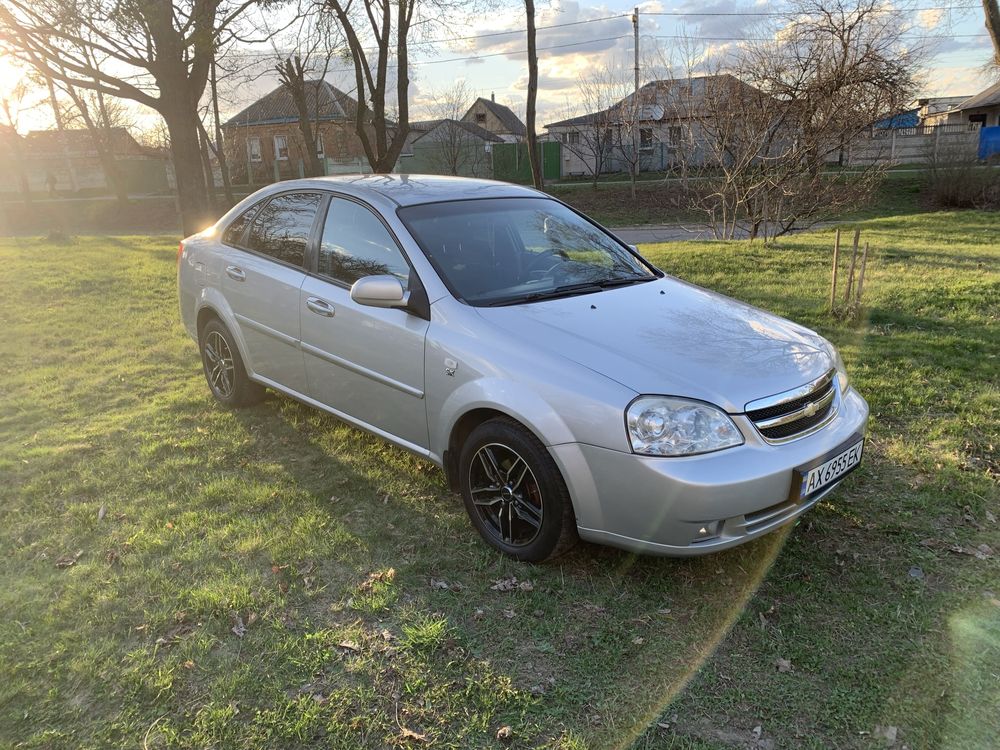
(611, 221), (839, 245)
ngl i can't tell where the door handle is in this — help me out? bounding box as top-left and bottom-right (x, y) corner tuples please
(225, 265), (246, 282)
(305, 297), (336, 317)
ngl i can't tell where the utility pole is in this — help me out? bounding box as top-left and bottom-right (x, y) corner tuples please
(631, 6), (640, 190)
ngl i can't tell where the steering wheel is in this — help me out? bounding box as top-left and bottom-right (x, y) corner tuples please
(524, 249), (569, 276)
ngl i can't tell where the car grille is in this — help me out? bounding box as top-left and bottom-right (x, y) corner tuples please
(745, 370), (837, 442)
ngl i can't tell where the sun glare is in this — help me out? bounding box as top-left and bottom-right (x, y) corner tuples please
(0, 54), (24, 99)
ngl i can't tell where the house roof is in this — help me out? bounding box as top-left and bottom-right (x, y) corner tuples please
(223, 80), (358, 127)
(544, 74), (753, 129)
(412, 119), (504, 144)
(956, 80), (1000, 111)
(466, 97), (525, 136)
(24, 127), (156, 157)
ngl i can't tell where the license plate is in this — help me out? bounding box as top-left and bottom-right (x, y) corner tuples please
(794, 437), (864, 501)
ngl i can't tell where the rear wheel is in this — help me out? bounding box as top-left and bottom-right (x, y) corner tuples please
(459, 418), (577, 562)
(200, 319), (264, 408)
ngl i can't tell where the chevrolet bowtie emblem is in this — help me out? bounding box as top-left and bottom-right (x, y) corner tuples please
(803, 401), (818, 417)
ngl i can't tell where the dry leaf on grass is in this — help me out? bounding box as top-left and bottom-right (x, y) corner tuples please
(632, 636), (645, 645)
(496, 725), (513, 741)
(501, 609), (516, 619)
(399, 726), (428, 743)
(429, 578), (450, 590)
(775, 657), (793, 673)
(231, 614), (246, 638)
(358, 568), (395, 591)
(97, 505), (106, 521)
(337, 640), (361, 652)
(55, 550), (83, 568)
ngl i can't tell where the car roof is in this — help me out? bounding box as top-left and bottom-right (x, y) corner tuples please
(274, 174), (543, 207)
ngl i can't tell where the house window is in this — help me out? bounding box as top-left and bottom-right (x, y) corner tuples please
(475, 113), (487, 124)
(273, 134), (289, 160)
(640, 128), (654, 151)
(247, 137), (262, 162)
(567, 131), (580, 145)
(316, 133), (325, 159)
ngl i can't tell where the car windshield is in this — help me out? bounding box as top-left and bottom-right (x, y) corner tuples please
(397, 198), (657, 306)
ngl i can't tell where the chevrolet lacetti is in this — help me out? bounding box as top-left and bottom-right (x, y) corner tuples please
(177, 175), (868, 561)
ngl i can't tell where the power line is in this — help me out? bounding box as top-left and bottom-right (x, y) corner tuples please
(644, 4), (979, 16)
(417, 14), (629, 44)
(650, 32), (989, 41)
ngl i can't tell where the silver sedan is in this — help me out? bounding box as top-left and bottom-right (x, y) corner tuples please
(177, 175), (868, 561)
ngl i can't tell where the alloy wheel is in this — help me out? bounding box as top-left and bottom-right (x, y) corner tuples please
(468, 443), (544, 547)
(204, 330), (235, 399)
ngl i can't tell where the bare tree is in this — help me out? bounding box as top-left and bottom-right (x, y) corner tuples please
(524, 0), (542, 188)
(420, 81), (489, 176)
(56, 60), (137, 206)
(549, 75), (618, 188)
(676, 0), (922, 242)
(272, 7), (344, 178)
(0, 0), (261, 234)
(325, 0), (416, 172)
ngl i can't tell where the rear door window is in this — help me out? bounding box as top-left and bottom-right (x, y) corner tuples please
(244, 192), (323, 267)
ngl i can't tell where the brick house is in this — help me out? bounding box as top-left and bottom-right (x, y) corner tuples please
(460, 95), (525, 143)
(222, 80), (370, 183)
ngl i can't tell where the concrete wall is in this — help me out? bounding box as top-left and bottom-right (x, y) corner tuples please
(846, 127), (980, 166)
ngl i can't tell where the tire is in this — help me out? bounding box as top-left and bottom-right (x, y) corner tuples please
(199, 319), (264, 408)
(459, 417), (577, 562)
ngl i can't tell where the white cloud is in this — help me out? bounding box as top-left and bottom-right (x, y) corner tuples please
(917, 8), (945, 30)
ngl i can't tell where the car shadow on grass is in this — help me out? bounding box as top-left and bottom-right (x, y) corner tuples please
(204, 389), (798, 748)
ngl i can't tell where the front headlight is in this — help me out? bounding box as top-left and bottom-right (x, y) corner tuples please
(824, 341), (850, 393)
(626, 396), (744, 456)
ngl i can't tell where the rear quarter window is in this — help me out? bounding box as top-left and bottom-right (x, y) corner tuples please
(222, 202), (262, 247)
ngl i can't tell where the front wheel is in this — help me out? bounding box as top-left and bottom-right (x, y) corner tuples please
(459, 418), (577, 562)
(199, 319), (264, 408)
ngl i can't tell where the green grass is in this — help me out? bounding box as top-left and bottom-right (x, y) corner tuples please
(1, 210), (998, 749)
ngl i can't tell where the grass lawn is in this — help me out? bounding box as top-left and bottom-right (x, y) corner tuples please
(1, 210), (997, 749)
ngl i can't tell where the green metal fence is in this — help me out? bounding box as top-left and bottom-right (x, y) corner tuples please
(491, 142), (561, 183)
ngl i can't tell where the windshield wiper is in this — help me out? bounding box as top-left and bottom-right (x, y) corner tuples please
(595, 275), (656, 289)
(485, 282), (604, 306)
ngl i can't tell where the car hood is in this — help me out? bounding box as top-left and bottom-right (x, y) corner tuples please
(474, 277), (832, 413)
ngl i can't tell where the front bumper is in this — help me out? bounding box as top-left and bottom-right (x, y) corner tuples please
(550, 386), (869, 556)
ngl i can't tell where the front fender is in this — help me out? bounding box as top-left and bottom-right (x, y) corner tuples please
(436, 377), (578, 456)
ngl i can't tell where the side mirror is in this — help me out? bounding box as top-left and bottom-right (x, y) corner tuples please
(350, 275), (410, 309)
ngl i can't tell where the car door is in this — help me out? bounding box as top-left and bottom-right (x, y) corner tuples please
(300, 195), (430, 450)
(222, 191), (323, 396)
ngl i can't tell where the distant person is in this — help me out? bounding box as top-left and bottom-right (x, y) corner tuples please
(45, 171), (57, 198)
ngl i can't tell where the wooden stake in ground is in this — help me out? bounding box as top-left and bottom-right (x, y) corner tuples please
(830, 228), (841, 312)
(855, 241), (870, 306)
(844, 228), (861, 305)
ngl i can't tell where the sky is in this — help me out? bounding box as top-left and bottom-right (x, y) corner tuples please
(1, 0), (997, 136)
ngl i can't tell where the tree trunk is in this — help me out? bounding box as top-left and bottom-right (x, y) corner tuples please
(525, 0), (542, 189)
(985, 0), (1000, 67)
(210, 59), (234, 205)
(198, 122), (218, 211)
(162, 99), (214, 235)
